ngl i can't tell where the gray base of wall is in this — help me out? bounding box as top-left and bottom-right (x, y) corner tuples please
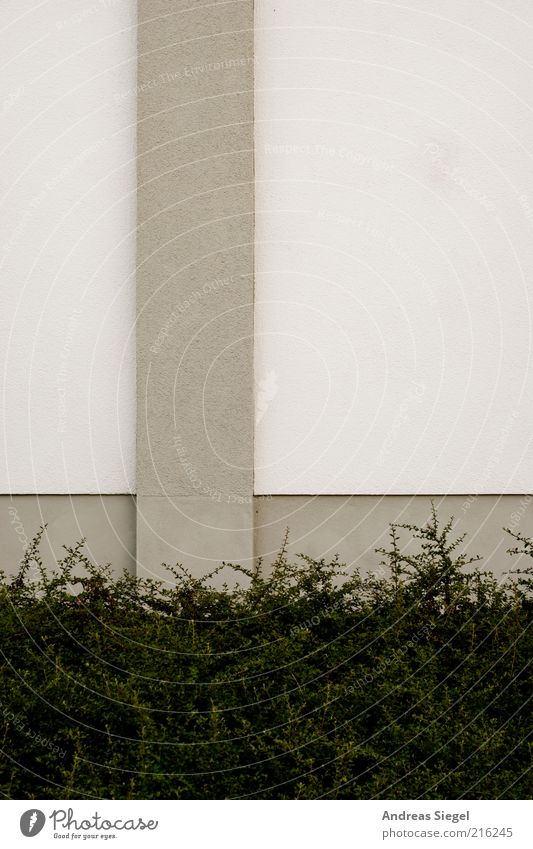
(255, 495), (533, 578)
(136, 496), (254, 584)
(1, 494), (531, 581)
(0, 495), (136, 578)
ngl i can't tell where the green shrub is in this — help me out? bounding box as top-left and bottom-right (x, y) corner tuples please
(0, 507), (531, 799)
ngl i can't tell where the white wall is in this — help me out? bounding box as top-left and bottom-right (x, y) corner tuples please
(0, 0), (136, 493)
(254, 0), (533, 494)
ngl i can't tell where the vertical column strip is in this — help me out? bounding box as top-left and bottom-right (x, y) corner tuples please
(136, 1), (255, 578)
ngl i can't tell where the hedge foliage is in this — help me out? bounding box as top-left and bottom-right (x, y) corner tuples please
(0, 508), (531, 799)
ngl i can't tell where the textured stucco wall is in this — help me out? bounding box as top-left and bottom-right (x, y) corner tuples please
(136, 1), (255, 576)
(254, 0), (533, 494)
(2, 2), (533, 581)
(0, 0), (137, 493)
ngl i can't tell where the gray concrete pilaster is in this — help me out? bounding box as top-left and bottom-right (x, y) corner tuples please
(136, 1), (255, 578)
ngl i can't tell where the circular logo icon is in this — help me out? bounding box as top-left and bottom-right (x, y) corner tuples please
(20, 810), (46, 837)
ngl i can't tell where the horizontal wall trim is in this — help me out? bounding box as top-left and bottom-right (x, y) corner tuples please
(1, 494), (531, 582)
(254, 493), (533, 498)
(254, 495), (533, 579)
(0, 495), (136, 579)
